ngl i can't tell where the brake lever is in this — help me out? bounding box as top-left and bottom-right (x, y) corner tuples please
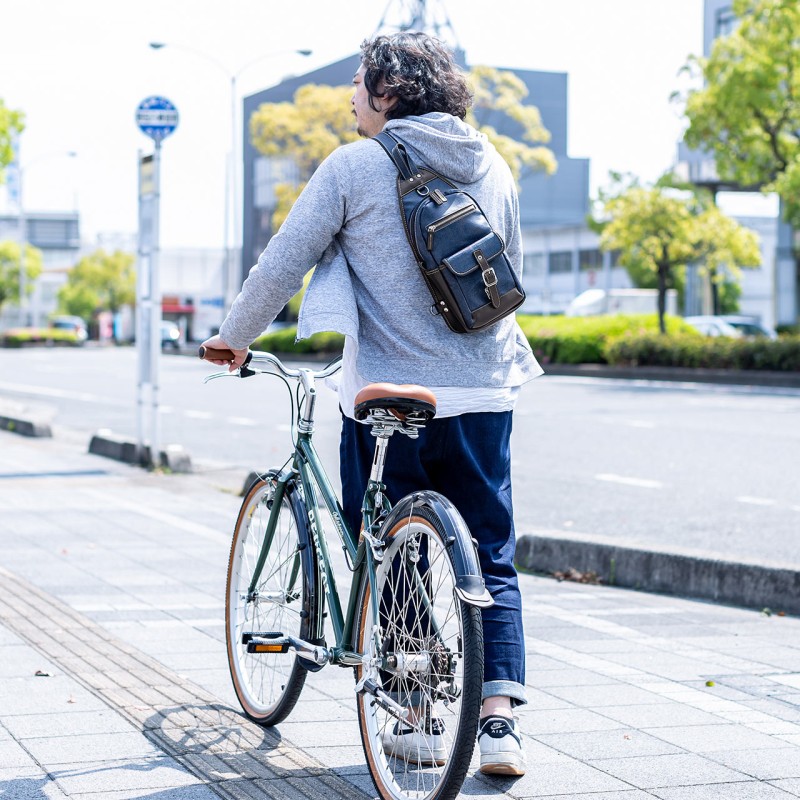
(203, 363), (258, 383)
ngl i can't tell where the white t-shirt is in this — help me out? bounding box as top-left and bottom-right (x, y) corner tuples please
(330, 337), (519, 420)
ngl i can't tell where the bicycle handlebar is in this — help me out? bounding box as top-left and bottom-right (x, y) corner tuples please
(198, 346), (342, 381)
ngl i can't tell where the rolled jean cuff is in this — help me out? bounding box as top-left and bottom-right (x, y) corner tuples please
(482, 680), (528, 707)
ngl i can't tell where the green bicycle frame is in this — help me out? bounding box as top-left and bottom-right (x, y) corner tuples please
(248, 426), (387, 664)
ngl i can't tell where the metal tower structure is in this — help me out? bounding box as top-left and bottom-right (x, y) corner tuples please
(375, 0), (463, 55)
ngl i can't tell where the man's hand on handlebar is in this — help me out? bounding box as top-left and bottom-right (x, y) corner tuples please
(199, 335), (250, 372)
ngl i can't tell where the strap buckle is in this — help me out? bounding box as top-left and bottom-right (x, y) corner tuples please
(482, 267), (498, 288)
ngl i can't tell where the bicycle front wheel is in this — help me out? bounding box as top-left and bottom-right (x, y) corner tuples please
(226, 474), (313, 725)
(356, 504), (484, 800)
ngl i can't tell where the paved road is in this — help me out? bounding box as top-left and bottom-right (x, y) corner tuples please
(1, 346), (799, 566)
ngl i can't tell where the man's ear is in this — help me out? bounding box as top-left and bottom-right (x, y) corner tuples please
(383, 94), (399, 115)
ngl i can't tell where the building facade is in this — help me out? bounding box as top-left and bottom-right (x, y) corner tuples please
(0, 211), (81, 329)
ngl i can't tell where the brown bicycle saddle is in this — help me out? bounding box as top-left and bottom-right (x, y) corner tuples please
(353, 383), (437, 422)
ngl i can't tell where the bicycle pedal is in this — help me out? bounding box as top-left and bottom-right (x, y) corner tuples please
(246, 635), (291, 654)
(242, 631), (287, 653)
(241, 631), (283, 644)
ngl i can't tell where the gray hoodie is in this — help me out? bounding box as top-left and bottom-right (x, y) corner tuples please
(220, 112), (541, 387)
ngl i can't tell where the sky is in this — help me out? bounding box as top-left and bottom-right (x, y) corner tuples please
(1, 0), (715, 251)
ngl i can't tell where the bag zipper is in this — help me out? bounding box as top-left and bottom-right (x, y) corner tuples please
(426, 203), (477, 250)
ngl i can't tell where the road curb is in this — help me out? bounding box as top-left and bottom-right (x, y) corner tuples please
(89, 429), (192, 473)
(0, 412), (52, 437)
(516, 531), (800, 615)
(542, 363), (800, 388)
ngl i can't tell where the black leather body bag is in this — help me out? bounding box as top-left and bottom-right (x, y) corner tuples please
(374, 130), (525, 334)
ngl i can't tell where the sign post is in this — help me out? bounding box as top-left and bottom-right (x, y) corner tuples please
(135, 96), (178, 467)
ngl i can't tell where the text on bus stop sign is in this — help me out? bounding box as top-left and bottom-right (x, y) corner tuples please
(136, 96), (179, 142)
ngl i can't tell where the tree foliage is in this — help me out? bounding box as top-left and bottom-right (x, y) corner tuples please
(593, 175), (761, 333)
(680, 0), (800, 226)
(250, 85), (360, 229)
(0, 99), (24, 179)
(58, 249), (136, 321)
(466, 65), (557, 182)
(0, 240), (43, 317)
(249, 67), (557, 230)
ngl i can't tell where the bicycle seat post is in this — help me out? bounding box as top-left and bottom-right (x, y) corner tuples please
(369, 433), (391, 490)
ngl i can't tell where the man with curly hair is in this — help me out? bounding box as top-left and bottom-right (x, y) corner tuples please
(202, 31), (541, 776)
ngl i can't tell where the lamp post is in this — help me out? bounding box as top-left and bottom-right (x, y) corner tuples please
(148, 43), (311, 311)
(15, 150), (78, 327)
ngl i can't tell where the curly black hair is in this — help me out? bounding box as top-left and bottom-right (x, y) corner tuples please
(359, 32), (472, 121)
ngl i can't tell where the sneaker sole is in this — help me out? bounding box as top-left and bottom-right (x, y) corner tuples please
(383, 744), (446, 767)
(479, 757), (526, 777)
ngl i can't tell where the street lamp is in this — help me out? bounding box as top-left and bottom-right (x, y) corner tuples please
(148, 43), (312, 311)
(16, 150), (78, 327)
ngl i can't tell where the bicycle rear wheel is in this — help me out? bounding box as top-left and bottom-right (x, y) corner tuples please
(226, 474), (313, 725)
(356, 504), (483, 800)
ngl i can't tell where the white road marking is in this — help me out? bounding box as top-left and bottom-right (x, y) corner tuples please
(736, 496), (778, 506)
(184, 410), (213, 420)
(0, 380), (125, 406)
(80, 489), (229, 543)
(595, 473), (664, 489)
(227, 416), (257, 426)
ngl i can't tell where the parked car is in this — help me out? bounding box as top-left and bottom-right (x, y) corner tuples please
(719, 315), (778, 340)
(160, 321), (181, 350)
(684, 315), (777, 339)
(50, 315), (88, 343)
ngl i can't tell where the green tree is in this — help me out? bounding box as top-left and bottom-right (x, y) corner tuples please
(0, 99), (24, 178)
(0, 240), (43, 318)
(58, 249), (136, 325)
(467, 65), (557, 182)
(680, 0), (800, 280)
(593, 175), (761, 333)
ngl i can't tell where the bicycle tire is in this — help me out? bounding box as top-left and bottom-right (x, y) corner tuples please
(226, 474), (314, 725)
(355, 502), (484, 800)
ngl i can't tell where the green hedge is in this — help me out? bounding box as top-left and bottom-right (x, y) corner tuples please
(248, 315), (800, 372)
(517, 314), (699, 365)
(1, 328), (81, 347)
(252, 328), (345, 355)
(605, 332), (800, 371)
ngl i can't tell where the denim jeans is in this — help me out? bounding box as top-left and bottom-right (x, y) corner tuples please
(340, 410), (527, 706)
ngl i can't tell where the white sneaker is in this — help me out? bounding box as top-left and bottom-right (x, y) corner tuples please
(383, 717), (447, 766)
(478, 715), (526, 776)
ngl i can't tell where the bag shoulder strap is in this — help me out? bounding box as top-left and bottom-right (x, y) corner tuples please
(373, 130), (421, 181)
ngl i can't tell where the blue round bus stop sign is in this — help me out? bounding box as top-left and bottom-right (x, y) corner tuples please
(136, 96), (179, 142)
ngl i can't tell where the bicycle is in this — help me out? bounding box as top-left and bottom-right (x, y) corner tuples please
(199, 346), (493, 800)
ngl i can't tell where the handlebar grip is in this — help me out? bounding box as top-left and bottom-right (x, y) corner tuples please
(198, 345), (235, 361)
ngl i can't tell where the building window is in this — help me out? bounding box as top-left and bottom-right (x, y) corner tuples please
(254, 156), (300, 210)
(26, 218), (80, 249)
(523, 252), (545, 276)
(715, 6), (736, 37)
(578, 249), (602, 271)
(548, 251), (573, 274)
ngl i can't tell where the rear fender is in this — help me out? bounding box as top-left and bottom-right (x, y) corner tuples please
(380, 490), (494, 608)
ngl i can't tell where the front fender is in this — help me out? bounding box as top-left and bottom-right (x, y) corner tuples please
(380, 491), (494, 609)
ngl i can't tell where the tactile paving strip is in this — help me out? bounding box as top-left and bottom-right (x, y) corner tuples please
(0, 566), (372, 799)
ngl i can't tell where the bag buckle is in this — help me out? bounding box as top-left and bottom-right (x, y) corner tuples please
(482, 267), (498, 288)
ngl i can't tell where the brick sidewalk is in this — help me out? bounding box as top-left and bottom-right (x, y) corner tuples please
(1, 431), (800, 799)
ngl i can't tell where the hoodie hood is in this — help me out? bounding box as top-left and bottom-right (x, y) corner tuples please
(383, 113), (495, 184)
